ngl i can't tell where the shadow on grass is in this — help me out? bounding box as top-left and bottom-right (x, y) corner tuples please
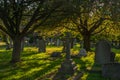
(85, 63), (107, 80)
(18, 58), (63, 80)
(22, 51), (38, 57)
(0, 50), (63, 80)
(0, 50), (11, 62)
(73, 57), (109, 80)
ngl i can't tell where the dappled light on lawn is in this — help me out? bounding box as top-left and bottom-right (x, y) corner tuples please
(0, 44), (120, 80)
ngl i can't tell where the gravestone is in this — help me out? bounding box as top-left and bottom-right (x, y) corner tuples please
(95, 40), (111, 64)
(56, 39), (60, 46)
(54, 32), (77, 79)
(102, 63), (120, 79)
(78, 48), (87, 57)
(38, 36), (46, 53)
(51, 52), (62, 57)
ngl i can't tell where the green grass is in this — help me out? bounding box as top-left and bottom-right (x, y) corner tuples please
(0, 42), (120, 80)
(0, 46), (64, 80)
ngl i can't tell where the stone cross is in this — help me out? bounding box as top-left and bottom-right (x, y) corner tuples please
(65, 32), (71, 59)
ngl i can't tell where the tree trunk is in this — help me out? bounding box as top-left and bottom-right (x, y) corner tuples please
(10, 37), (22, 63)
(83, 34), (91, 51)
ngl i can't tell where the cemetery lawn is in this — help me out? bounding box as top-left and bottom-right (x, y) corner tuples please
(0, 45), (120, 80)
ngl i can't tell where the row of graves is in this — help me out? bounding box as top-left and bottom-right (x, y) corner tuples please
(3, 32), (120, 79)
(11, 32), (118, 79)
(50, 33), (120, 80)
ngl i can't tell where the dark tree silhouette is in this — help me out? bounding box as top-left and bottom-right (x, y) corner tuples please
(0, 0), (63, 63)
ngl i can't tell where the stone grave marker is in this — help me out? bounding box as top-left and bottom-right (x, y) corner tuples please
(95, 40), (111, 64)
(38, 36), (46, 53)
(78, 48), (87, 57)
(102, 63), (120, 79)
(54, 32), (78, 79)
(51, 52), (62, 57)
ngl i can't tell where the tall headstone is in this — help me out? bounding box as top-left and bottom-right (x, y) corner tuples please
(38, 36), (46, 53)
(65, 32), (71, 59)
(95, 40), (111, 64)
(56, 39), (60, 46)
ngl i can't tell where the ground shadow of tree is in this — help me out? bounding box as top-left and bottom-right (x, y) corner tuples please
(0, 50), (64, 80)
(19, 58), (62, 80)
(86, 63), (109, 80)
(73, 57), (108, 80)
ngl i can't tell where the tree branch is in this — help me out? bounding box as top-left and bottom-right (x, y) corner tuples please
(0, 25), (12, 37)
(21, 3), (42, 34)
(91, 27), (107, 35)
(0, 11), (15, 35)
(89, 18), (105, 33)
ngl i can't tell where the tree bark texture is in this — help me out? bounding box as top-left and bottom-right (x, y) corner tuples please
(11, 37), (22, 63)
(83, 34), (91, 51)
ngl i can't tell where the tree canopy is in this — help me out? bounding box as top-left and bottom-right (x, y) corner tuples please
(0, 0), (65, 63)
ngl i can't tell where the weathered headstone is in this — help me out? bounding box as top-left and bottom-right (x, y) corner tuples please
(95, 40), (111, 64)
(51, 52), (62, 57)
(38, 36), (46, 53)
(102, 63), (120, 79)
(56, 39), (60, 46)
(78, 48), (87, 57)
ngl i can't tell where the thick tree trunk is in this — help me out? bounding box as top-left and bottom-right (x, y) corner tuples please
(83, 34), (91, 51)
(10, 37), (22, 63)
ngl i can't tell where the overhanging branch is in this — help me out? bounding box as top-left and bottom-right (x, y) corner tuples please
(0, 25), (12, 37)
(89, 18), (106, 33)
